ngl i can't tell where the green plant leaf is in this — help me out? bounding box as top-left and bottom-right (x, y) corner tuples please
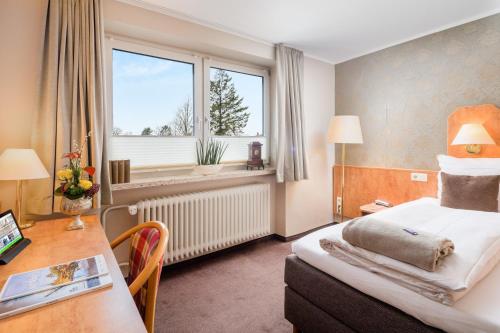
(196, 139), (228, 165)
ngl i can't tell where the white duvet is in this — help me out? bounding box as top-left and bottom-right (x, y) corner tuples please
(320, 198), (500, 305)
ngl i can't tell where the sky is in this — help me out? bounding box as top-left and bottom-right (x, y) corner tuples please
(112, 49), (263, 136)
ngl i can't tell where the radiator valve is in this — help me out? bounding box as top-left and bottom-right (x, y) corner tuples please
(128, 205), (138, 215)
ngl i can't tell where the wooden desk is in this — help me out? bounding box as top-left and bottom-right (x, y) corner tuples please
(0, 216), (146, 333)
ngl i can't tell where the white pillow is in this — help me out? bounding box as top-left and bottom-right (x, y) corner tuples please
(437, 155), (500, 212)
(437, 154), (500, 174)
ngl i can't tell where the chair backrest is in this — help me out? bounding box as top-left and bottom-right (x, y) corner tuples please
(110, 221), (168, 333)
(128, 227), (162, 318)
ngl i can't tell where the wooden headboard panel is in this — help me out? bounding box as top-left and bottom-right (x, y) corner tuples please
(447, 104), (500, 158)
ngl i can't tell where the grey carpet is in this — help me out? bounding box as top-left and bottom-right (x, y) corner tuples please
(155, 238), (293, 333)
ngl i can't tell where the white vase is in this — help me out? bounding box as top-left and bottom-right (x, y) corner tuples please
(60, 197), (92, 230)
(193, 164), (224, 176)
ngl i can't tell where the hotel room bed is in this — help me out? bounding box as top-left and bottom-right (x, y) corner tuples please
(285, 198), (500, 333)
(284, 255), (443, 333)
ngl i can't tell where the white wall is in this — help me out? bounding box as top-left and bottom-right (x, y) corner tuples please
(0, 0), (45, 212)
(0, 0), (335, 238)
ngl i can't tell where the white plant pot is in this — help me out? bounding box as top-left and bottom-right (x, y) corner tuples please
(193, 164), (224, 176)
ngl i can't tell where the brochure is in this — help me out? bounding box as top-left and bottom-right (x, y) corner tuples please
(0, 255), (108, 302)
(0, 274), (113, 319)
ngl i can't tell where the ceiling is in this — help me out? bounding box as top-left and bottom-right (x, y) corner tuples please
(128, 0), (500, 64)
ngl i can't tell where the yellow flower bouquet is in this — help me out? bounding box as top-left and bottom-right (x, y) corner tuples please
(55, 136), (100, 201)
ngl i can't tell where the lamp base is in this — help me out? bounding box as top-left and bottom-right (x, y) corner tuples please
(18, 219), (35, 229)
(465, 144), (481, 154)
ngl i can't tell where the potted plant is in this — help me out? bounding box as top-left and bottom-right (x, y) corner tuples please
(194, 139), (228, 176)
(55, 135), (100, 230)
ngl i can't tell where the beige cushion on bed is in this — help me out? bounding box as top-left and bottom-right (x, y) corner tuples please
(437, 155), (500, 212)
(441, 172), (500, 212)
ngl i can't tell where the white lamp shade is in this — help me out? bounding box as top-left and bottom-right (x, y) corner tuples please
(327, 115), (363, 144)
(0, 149), (50, 181)
(451, 123), (495, 145)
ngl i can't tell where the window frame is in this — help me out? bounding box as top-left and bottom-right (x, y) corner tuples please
(203, 59), (270, 140)
(105, 37), (270, 168)
(105, 38), (203, 140)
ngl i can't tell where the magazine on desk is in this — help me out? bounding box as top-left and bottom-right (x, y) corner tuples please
(0, 274), (113, 319)
(0, 254), (108, 302)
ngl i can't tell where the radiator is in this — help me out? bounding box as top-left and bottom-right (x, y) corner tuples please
(136, 184), (271, 265)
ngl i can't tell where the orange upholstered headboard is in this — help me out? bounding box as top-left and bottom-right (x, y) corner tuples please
(447, 104), (500, 158)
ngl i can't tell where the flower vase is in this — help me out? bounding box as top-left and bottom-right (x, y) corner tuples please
(60, 197), (92, 231)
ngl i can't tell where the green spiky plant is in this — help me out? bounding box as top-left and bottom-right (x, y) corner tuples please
(196, 139), (228, 165)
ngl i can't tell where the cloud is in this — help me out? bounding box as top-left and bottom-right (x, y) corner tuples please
(116, 60), (173, 78)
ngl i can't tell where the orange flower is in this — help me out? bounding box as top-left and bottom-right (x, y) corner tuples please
(84, 166), (96, 176)
(64, 152), (81, 159)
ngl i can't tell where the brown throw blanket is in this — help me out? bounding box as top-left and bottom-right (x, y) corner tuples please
(342, 218), (455, 272)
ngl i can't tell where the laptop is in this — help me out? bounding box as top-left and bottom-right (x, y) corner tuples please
(0, 210), (31, 265)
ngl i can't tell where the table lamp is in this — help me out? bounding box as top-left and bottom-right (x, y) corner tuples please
(0, 149), (50, 229)
(328, 116), (363, 222)
(451, 123), (495, 154)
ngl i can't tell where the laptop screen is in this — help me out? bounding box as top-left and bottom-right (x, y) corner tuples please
(0, 212), (23, 256)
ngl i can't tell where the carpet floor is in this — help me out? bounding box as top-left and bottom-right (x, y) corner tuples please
(154, 238), (293, 333)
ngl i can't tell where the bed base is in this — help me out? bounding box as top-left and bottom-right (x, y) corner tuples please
(284, 255), (443, 333)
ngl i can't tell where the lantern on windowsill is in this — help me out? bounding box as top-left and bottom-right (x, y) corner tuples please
(246, 142), (264, 170)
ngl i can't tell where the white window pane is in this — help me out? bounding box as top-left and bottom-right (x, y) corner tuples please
(213, 137), (267, 162)
(112, 49), (194, 137)
(110, 136), (197, 167)
(209, 68), (263, 136)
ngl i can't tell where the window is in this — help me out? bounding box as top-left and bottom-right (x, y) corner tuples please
(209, 68), (263, 136)
(107, 39), (268, 168)
(206, 62), (269, 163)
(112, 49), (195, 137)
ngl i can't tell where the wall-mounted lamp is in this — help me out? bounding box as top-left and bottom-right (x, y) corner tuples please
(451, 123), (495, 154)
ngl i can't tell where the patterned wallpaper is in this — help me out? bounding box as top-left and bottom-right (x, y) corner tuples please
(335, 14), (500, 170)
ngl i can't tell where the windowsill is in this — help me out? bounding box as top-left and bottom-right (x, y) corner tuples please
(111, 167), (276, 192)
(129, 161), (251, 174)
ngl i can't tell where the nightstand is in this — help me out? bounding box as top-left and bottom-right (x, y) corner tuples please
(360, 203), (390, 216)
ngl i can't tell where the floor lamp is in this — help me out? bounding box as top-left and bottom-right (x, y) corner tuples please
(0, 149), (49, 228)
(328, 116), (363, 222)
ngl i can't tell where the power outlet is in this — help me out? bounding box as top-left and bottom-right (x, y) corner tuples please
(411, 172), (428, 182)
(336, 197), (342, 214)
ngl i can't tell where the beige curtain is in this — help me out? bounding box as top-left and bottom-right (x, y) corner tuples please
(29, 0), (112, 214)
(274, 44), (309, 182)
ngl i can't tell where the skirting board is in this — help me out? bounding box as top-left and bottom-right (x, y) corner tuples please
(274, 223), (337, 242)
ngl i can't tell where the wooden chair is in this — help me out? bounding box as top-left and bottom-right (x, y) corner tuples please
(110, 221), (169, 333)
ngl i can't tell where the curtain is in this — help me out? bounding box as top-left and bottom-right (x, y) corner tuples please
(29, 0), (112, 214)
(274, 44), (309, 182)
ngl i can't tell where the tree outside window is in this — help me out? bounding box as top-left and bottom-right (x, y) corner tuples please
(209, 69), (250, 136)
